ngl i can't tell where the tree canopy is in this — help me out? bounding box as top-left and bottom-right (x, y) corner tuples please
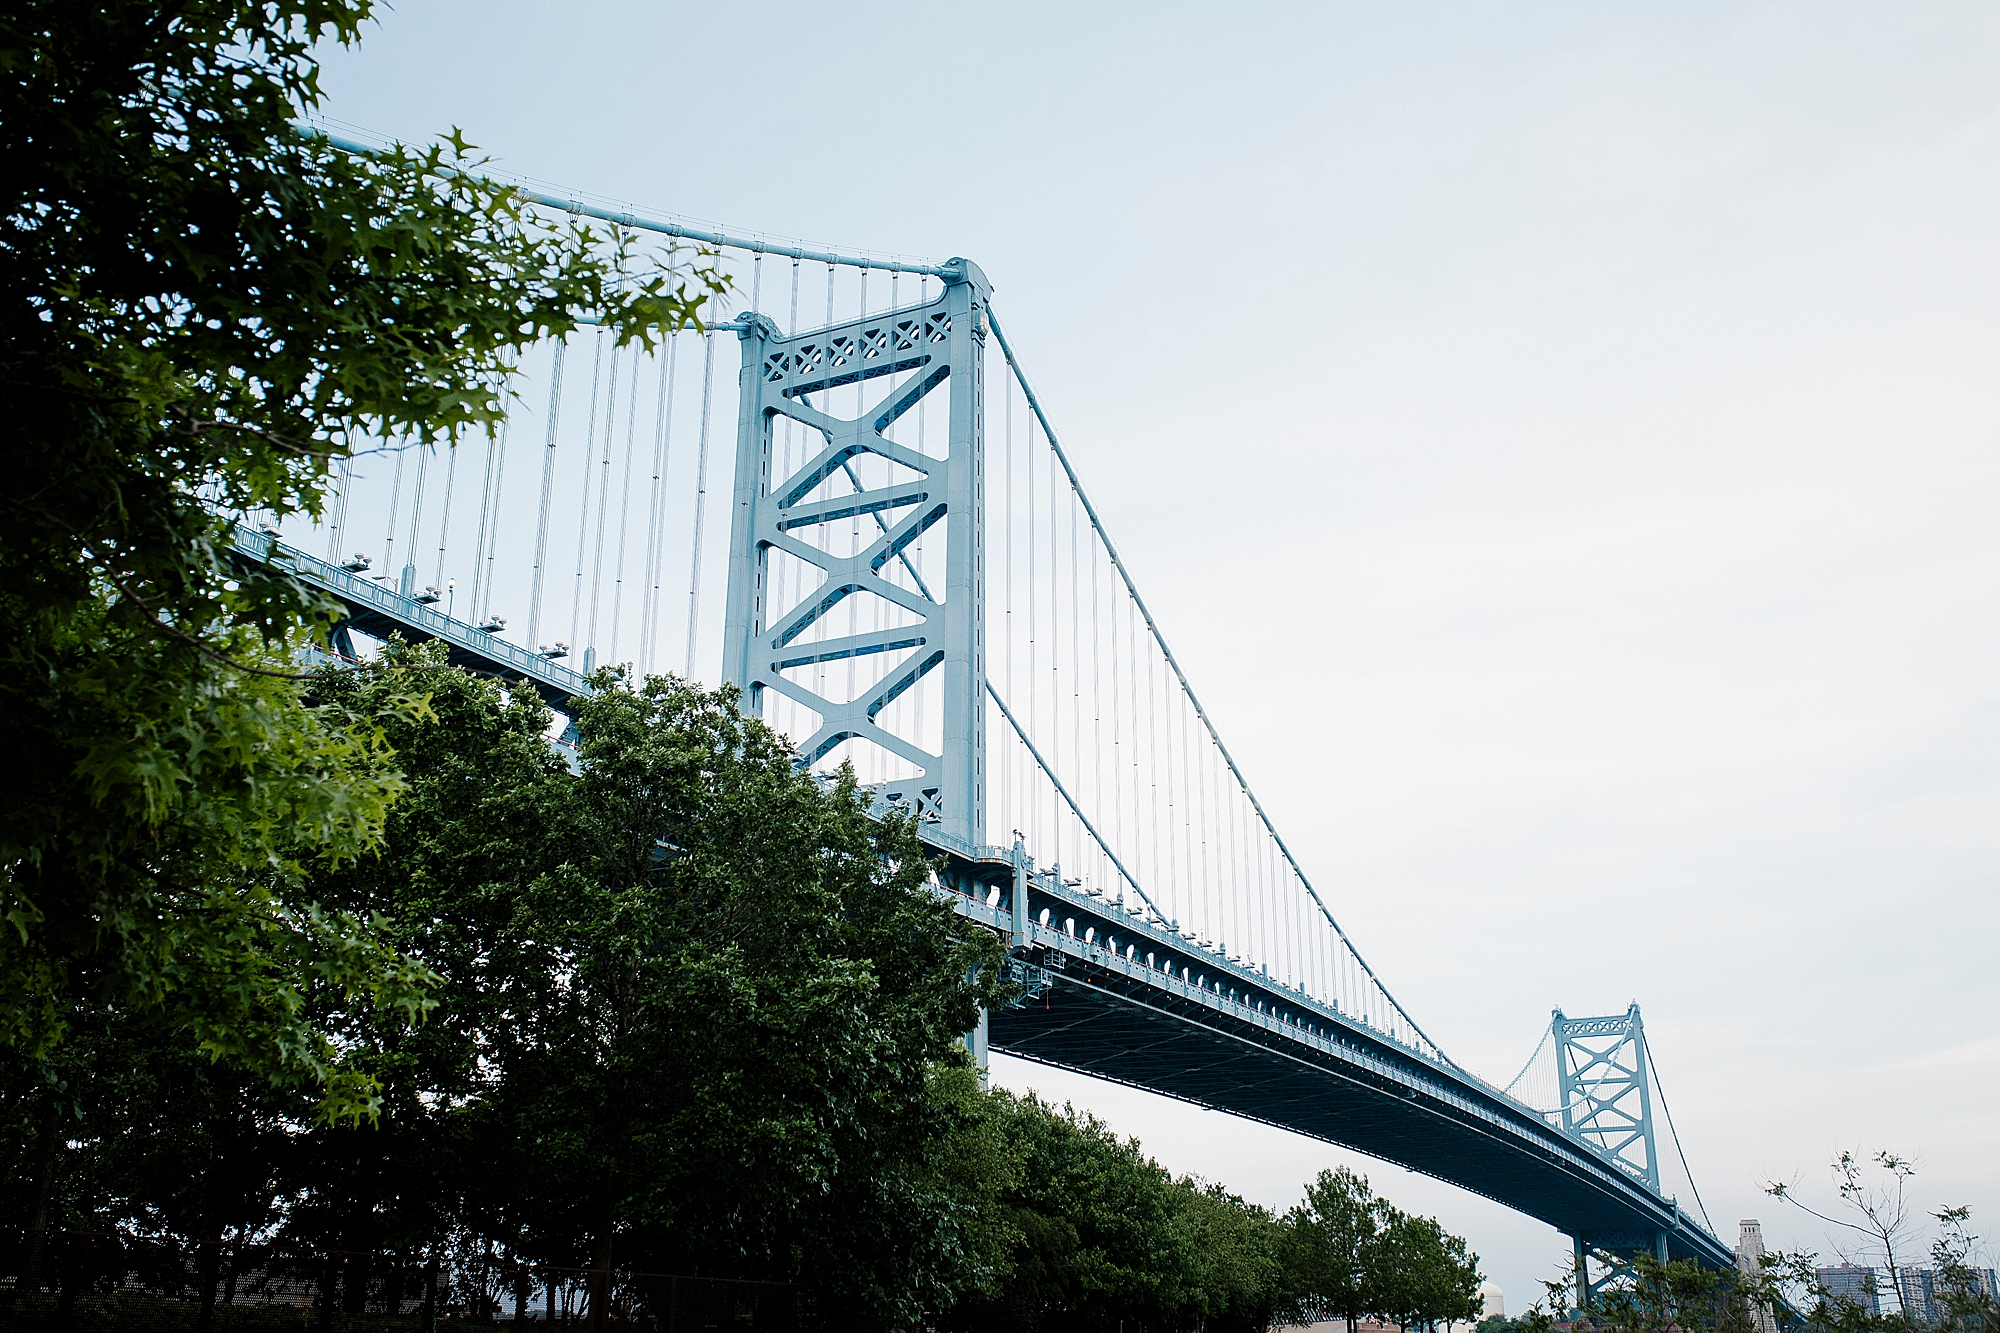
(1286, 1165), (1483, 1333)
(1, 0), (724, 1120)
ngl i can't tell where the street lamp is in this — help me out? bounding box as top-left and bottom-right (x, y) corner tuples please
(446, 578), (456, 619)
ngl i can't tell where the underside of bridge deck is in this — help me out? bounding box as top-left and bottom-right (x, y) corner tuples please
(989, 963), (1726, 1268)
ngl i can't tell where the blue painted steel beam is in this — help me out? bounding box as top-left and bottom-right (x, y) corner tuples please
(230, 525), (592, 712)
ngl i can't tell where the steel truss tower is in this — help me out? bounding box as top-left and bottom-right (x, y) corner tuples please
(722, 258), (992, 849)
(1554, 1003), (1670, 1307)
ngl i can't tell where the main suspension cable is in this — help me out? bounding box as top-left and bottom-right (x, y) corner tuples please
(986, 304), (1451, 1065)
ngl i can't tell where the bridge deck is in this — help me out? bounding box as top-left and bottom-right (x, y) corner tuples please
(242, 523), (1730, 1272)
(925, 852), (1729, 1270)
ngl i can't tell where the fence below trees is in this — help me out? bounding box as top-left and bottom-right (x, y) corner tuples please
(0, 1228), (812, 1333)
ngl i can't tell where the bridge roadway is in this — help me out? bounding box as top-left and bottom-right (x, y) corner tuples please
(925, 839), (1729, 1270)
(240, 525), (1732, 1273)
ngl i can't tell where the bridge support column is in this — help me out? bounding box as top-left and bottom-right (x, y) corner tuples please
(968, 1006), (989, 1083)
(1011, 836), (1031, 952)
(1575, 1237), (1590, 1312)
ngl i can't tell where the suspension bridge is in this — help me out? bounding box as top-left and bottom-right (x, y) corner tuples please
(254, 131), (1735, 1297)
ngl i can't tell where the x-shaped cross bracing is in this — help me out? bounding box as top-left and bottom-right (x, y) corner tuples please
(752, 335), (954, 802)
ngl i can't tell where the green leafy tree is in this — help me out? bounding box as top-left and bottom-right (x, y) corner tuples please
(944, 1091), (1293, 1333)
(1171, 1179), (1292, 1333)
(1931, 1207), (2000, 1333)
(0, 0), (724, 1119)
(1589, 1253), (1755, 1333)
(1371, 1209), (1483, 1332)
(284, 650), (1007, 1328)
(1286, 1166), (1392, 1333)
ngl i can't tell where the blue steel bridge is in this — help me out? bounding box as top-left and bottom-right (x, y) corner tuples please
(255, 134), (1732, 1296)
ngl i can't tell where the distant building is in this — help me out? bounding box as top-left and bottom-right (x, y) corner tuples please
(1914, 1265), (1999, 1317)
(1817, 1263), (1880, 1317)
(1897, 1268), (1937, 1324)
(1481, 1282), (1504, 1321)
(1736, 1220), (1778, 1333)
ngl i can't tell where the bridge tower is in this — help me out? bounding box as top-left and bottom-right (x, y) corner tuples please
(1555, 1003), (1660, 1189)
(722, 259), (993, 849)
(1554, 1003), (1669, 1307)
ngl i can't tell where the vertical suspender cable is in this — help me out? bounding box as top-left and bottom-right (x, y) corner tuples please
(608, 349), (642, 665)
(1195, 707), (1209, 941)
(850, 266), (868, 730)
(1004, 361), (1014, 839)
(642, 336), (679, 671)
(582, 339), (619, 653)
(380, 444), (407, 573)
(526, 339), (568, 649)
(569, 330), (607, 651)
(326, 455), (353, 562)
(1162, 644), (1176, 922)
(1025, 405), (1037, 853)
(432, 429), (460, 592)
(586, 342), (623, 655)
(684, 330), (717, 678)
(813, 260), (834, 714)
(1109, 546), (1122, 906)
(637, 343), (666, 669)
(402, 444), (430, 592)
(914, 273), (929, 753)
(1155, 619), (1166, 917)
(1049, 430), (1062, 868)
(987, 307), (1450, 1063)
(478, 409), (512, 624)
(1096, 532), (1112, 892)
(780, 258), (801, 738)
(469, 388), (505, 619)
(1069, 489), (1081, 873)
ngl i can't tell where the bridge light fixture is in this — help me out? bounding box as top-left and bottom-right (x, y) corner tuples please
(340, 552), (372, 573)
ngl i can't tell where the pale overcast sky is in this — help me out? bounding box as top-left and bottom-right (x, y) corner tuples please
(313, 2), (2000, 1306)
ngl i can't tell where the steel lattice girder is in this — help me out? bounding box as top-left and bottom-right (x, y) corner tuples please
(722, 260), (991, 846)
(1554, 1004), (1660, 1191)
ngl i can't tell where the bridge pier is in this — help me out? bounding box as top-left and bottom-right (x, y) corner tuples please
(968, 1007), (989, 1082)
(1571, 1229), (1677, 1309)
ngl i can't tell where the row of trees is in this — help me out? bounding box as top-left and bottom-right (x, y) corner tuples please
(2, 646), (1485, 1332)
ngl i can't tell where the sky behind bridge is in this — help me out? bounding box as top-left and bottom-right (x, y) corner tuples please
(314, 1), (2000, 1306)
